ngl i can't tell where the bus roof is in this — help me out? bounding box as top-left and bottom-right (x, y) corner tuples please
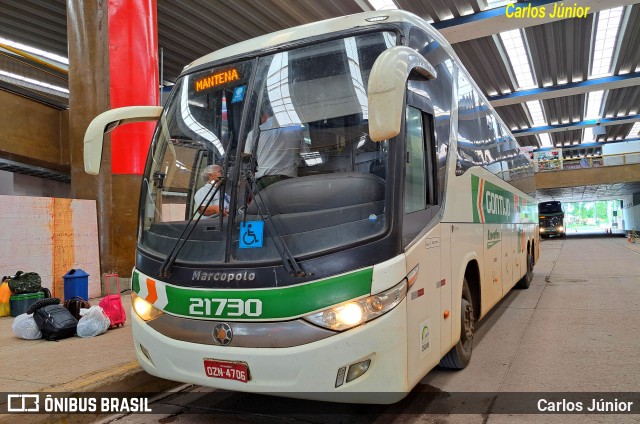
(182, 10), (443, 74)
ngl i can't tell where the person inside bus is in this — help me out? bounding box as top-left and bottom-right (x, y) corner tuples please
(193, 164), (230, 218)
(244, 105), (308, 190)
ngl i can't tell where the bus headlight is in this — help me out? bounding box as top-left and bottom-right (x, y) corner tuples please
(303, 279), (407, 331)
(132, 293), (164, 321)
(558, 226), (564, 232)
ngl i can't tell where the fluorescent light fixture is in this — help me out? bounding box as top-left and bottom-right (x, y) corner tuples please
(583, 127), (594, 141)
(344, 38), (368, 120)
(585, 90), (604, 119)
(525, 100), (546, 126)
(499, 30), (536, 89)
(590, 7), (623, 77)
(367, 0), (397, 10)
(627, 122), (640, 138)
(0, 37), (68, 65)
(538, 133), (552, 147)
(266, 52), (302, 126)
(485, 0), (513, 10)
(0, 70), (68, 93)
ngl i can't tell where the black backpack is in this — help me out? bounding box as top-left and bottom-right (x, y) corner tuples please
(29, 298), (78, 341)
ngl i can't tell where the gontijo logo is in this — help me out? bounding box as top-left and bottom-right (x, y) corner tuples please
(472, 175), (515, 224)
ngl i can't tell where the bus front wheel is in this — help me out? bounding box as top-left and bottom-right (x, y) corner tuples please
(439, 278), (474, 369)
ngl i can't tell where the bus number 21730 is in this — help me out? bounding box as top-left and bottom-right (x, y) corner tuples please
(189, 298), (263, 317)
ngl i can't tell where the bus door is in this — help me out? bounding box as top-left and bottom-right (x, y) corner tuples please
(483, 221), (502, 309)
(501, 223), (516, 293)
(402, 90), (445, 384)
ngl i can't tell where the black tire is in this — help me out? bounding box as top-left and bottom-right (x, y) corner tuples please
(516, 252), (534, 289)
(27, 297), (60, 315)
(439, 278), (474, 369)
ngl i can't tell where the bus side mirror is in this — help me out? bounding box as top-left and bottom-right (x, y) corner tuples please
(367, 46), (437, 142)
(84, 106), (163, 175)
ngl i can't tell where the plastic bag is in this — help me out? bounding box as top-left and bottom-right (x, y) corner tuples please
(12, 313), (42, 340)
(0, 281), (12, 317)
(77, 306), (110, 338)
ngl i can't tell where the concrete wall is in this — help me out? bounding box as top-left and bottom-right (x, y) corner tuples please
(603, 140), (640, 166)
(622, 193), (640, 232)
(0, 195), (100, 299)
(0, 170), (71, 198)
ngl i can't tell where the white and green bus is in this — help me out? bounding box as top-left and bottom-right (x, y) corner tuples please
(84, 9), (538, 403)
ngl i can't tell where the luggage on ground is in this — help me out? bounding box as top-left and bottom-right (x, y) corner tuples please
(12, 313), (42, 340)
(99, 274), (126, 328)
(63, 296), (91, 320)
(77, 305), (110, 338)
(8, 271), (42, 294)
(9, 292), (44, 317)
(29, 298), (78, 341)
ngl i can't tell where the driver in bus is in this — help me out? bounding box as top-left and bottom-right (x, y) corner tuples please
(244, 105), (308, 190)
(193, 164), (230, 218)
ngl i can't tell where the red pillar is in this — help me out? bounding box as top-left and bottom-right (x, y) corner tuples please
(108, 0), (159, 174)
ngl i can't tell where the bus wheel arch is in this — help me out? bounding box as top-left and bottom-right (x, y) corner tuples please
(440, 261), (479, 369)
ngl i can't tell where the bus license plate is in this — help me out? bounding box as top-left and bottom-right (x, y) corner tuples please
(204, 359), (249, 383)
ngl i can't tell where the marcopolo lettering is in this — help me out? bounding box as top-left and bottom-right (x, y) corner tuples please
(485, 190), (511, 217)
(192, 270), (256, 282)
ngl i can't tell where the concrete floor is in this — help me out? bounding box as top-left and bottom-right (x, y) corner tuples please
(3, 235), (638, 423)
(420, 234), (640, 423)
(103, 234), (640, 424)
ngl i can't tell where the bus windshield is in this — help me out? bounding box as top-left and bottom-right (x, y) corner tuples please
(139, 31), (396, 266)
(538, 201), (563, 215)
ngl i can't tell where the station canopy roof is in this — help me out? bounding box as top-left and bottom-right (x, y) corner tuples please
(1, 0), (639, 151)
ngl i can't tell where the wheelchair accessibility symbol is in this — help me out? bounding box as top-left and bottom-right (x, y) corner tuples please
(239, 221), (264, 248)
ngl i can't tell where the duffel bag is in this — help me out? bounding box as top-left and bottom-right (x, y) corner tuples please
(8, 271), (42, 294)
(63, 296), (91, 320)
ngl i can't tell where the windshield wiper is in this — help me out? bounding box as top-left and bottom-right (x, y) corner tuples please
(242, 155), (307, 278)
(158, 179), (225, 278)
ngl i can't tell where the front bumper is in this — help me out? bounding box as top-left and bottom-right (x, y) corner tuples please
(132, 300), (409, 404)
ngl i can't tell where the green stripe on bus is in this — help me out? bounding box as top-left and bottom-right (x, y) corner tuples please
(135, 267), (373, 320)
(132, 271), (140, 293)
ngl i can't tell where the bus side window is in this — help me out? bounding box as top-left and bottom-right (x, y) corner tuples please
(404, 106), (437, 213)
(403, 104), (438, 246)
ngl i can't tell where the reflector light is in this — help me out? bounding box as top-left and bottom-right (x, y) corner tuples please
(335, 367), (346, 388)
(347, 360), (371, 383)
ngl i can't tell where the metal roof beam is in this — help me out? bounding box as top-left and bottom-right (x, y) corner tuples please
(487, 72), (640, 106)
(533, 137), (640, 152)
(512, 114), (640, 136)
(433, 0), (638, 44)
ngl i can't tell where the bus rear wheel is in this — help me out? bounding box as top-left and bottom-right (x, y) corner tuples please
(516, 252), (534, 289)
(439, 278), (474, 369)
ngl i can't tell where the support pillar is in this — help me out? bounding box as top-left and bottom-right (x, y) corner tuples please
(67, 0), (158, 282)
